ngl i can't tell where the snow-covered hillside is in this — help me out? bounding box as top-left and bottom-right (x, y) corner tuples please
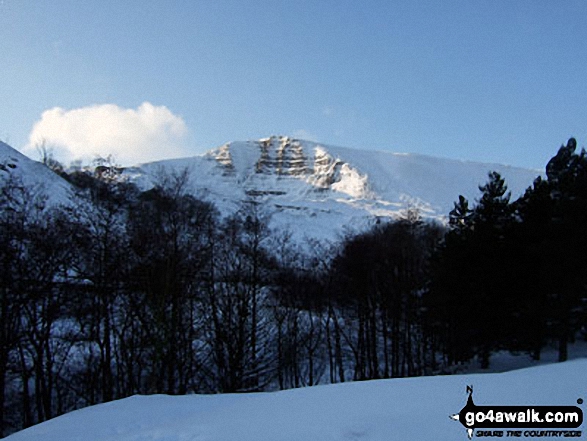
(3, 136), (541, 242)
(125, 136), (540, 242)
(0, 141), (72, 206)
(6, 359), (585, 441)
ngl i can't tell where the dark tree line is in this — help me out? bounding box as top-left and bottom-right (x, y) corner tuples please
(1, 138), (587, 437)
(329, 211), (444, 380)
(426, 138), (587, 368)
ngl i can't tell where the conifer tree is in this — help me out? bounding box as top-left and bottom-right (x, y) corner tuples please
(537, 138), (587, 360)
(429, 172), (516, 369)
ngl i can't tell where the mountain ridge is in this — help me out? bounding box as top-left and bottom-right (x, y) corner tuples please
(2, 136), (541, 243)
(124, 136), (540, 242)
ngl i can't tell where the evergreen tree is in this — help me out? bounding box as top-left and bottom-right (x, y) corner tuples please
(523, 138), (587, 361)
(428, 172), (516, 369)
(448, 195), (472, 233)
(511, 176), (551, 359)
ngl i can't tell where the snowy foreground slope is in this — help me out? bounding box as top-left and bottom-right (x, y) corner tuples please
(7, 359), (586, 441)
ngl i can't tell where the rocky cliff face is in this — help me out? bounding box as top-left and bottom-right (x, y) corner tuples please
(208, 136), (371, 199)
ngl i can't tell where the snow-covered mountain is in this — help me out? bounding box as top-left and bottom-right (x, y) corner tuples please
(6, 358), (585, 441)
(125, 136), (540, 242)
(2, 136), (540, 242)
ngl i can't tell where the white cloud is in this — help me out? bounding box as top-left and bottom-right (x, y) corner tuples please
(24, 102), (191, 166)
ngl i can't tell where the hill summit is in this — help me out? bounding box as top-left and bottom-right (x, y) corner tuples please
(124, 136), (539, 242)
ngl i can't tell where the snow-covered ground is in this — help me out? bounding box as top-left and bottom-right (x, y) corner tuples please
(7, 359), (586, 441)
(0, 141), (72, 206)
(456, 340), (587, 375)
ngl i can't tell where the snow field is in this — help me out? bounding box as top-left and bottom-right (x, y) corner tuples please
(7, 359), (586, 441)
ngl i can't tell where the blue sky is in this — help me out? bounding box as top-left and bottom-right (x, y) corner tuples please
(1, 0), (586, 168)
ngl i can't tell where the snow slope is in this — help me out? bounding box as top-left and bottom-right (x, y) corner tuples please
(124, 136), (541, 243)
(6, 359), (586, 441)
(0, 141), (72, 206)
